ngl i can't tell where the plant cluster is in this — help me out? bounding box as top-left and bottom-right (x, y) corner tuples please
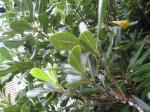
(0, 0), (150, 112)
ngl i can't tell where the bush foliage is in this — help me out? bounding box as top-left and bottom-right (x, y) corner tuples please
(0, 0), (150, 112)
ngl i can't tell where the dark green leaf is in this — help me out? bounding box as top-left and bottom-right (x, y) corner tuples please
(101, 0), (107, 23)
(21, 104), (30, 112)
(129, 63), (150, 76)
(128, 42), (145, 70)
(65, 14), (74, 25)
(10, 20), (31, 33)
(38, 13), (49, 32)
(79, 88), (97, 95)
(0, 65), (18, 77)
(65, 79), (88, 89)
(60, 98), (69, 107)
(4, 40), (24, 48)
(49, 13), (61, 27)
(133, 49), (150, 67)
(99, 28), (106, 40)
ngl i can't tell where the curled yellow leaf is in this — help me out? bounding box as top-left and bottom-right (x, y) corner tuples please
(112, 20), (129, 29)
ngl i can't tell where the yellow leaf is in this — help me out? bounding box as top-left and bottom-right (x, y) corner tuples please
(112, 20), (129, 29)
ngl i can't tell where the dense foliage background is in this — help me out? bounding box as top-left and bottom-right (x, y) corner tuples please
(0, 0), (150, 112)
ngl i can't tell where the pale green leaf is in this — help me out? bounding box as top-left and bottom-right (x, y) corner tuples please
(31, 68), (52, 81)
(50, 32), (79, 50)
(79, 31), (98, 55)
(0, 47), (12, 60)
(69, 45), (81, 71)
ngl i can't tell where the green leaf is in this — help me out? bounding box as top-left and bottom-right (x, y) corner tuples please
(3, 0), (13, 10)
(4, 105), (20, 112)
(0, 65), (18, 77)
(101, 0), (107, 23)
(38, 13), (49, 32)
(79, 31), (98, 55)
(39, 0), (49, 13)
(21, 104), (30, 112)
(133, 49), (150, 68)
(65, 79), (88, 89)
(25, 0), (33, 18)
(79, 88), (98, 95)
(50, 32), (79, 50)
(106, 36), (113, 59)
(65, 14), (74, 25)
(10, 20), (31, 33)
(49, 13), (61, 27)
(4, 40), (24, 48)
(130, 63), (150, 76)
(15, 62), (33, 70)
(69, 45), (81, 71)
(0, 47), (12, 60)
(30, 68), (58, 83)
(99, 28), (106, 40)
(47, 67), (58, 83)
(30, 68), (52, 81)
(128, 42), (145, 71)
